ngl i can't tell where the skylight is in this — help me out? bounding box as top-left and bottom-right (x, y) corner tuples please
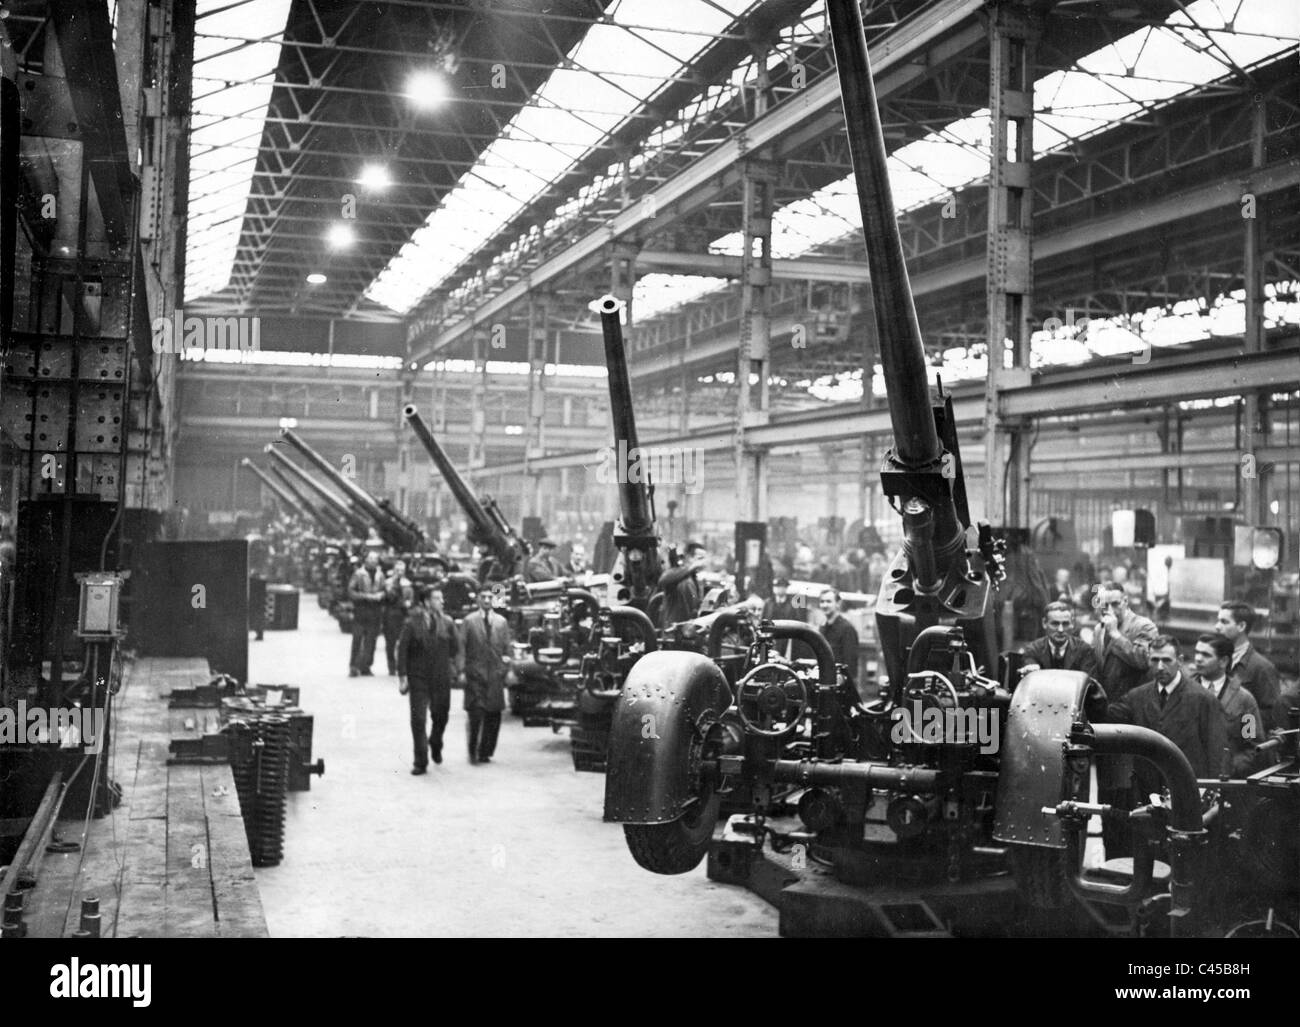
(184, 0), (293, 301)
(711, 0), (1296, 264)
(365, 0), (757, 314)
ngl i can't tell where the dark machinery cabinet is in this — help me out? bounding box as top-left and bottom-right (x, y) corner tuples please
(132, 540), (249, 684)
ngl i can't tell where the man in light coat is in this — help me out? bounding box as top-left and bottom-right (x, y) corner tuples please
(347, 551), (386, 677)
(459, 588), (513, 764)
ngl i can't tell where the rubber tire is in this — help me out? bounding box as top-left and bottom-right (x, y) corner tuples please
(1008, 844), (1072, 910)
(622, 789), (721, 875)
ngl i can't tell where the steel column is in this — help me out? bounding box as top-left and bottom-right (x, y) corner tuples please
(526, 293), (549, 519)
(1242, 99), (1267, 525)
(982, 2), (1037, 528)
(735, 155), (776, 522)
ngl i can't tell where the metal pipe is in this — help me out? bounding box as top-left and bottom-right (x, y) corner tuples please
(266, 445), (369, 536)
(239, 458), (307, 517)
(608, 605), (658, 651)
(1084, 724), (1203, 833)
(403, 404), (518, 567)
(826, 0), (941, 468)
(768, 759), (940, 791)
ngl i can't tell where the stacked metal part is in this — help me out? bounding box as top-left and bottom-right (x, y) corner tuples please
(223, 710), (291, 868)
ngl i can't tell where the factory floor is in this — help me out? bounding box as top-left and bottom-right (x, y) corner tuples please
(249, 595), (779, 937)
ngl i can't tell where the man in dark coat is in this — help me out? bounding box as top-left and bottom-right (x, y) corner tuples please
(459, 588), (513, 764)
(1020, 601), (1101, 678)
(818, 589), (860, 688)
(397, 584), (460, 774)
(762, 577), (805, 623)
(1215, 601), (1281, 732)
(525, 538), (563, 583)
(1108, 635), (1227, 801)
(763, 577), (809, 662)
(656, 541), (707, 627)
(1192, 632), (1262, 778)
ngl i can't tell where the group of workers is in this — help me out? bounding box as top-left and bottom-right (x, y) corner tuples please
(1019, 588), (1288, 857)
(343, 551), (513, 775)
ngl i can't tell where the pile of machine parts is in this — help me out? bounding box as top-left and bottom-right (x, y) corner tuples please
(168, 679), (323, 869)
(599, 0), (1300, 939)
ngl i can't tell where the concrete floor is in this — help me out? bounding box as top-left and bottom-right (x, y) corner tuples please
(249, 595), (778, 937)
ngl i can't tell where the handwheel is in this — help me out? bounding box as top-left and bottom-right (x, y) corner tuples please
(733, 662), (809, 738)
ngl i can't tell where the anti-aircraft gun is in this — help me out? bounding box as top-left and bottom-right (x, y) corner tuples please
(402, 404), (529, 582)
(239, 457), (310, 518)
(403, 403), (580, 720)
(278, 427), (424, 553)
(265, 444), (372, 540)
(274, 429), (429, 635)
(536, 296), (672, 770)
(266, 457), (352, 540)
(599, 0), (1266, 938)
(594, 296), (663, 610)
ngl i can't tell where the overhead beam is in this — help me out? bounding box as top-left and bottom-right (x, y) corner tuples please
(476, 344), (1300, 474)
(627, 160), (1300, 381)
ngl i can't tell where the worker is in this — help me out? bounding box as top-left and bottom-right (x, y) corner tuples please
(763, 577), (809, 662)
(1091, 583), (1157, 859)
(1020, 601), (1100, 677)
(656, 541), (708, 626)
(525, 537), (562, 582)
(564, 541), (590, 576)
(381, 558), (413, 676)
(397, 584), (460, 775)
(1192, 632), (1262, 778)
(818, 589), (860, 688)
(459, 588), (512, 764)
(347, 550), (386, 677)
(762, 577), (805, 622)
(1215, 601), (1281, 732)
(1108, 635), (1227, 800)
(1092, 583), (1157, 702)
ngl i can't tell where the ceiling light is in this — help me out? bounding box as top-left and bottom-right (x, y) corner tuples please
(358, 163), (392, 190)
(326, 223), (356, 249)
(406, 70), (449, 109)
(306, 273), (327, 285)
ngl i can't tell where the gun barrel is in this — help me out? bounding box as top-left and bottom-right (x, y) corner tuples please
(403, 404), (512, 560)
(596, 295), (653, 533)
(269, 462), (344, 535)
(240, 458), (306, 517)
(280, 427), (420, 549)
(266, 445), (370, 536)
(826, 0), (940, 469)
